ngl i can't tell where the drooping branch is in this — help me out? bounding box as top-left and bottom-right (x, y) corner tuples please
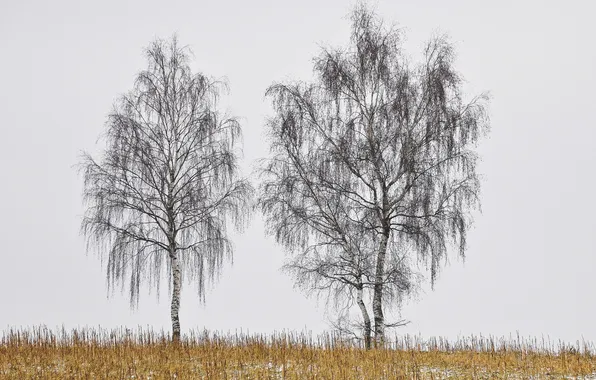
(259, 3), (489, 345)
(80, 36), (253, 317)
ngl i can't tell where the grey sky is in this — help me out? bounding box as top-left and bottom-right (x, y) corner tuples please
(1, 0), (594, 344)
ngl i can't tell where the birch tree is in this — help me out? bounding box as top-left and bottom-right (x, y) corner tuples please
(80, 37), (252, 342)
(259, 4), (489, 346)
(258, 119), (419, 348)
(281, 226), (419, 349)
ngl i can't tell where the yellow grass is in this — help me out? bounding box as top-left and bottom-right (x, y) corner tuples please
(1, 327), (595, 379)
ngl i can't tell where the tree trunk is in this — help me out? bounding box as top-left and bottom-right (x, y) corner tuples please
(170, 250), (182, 343)
(372, 230), (390, 347)
(356, 285), (372, 350)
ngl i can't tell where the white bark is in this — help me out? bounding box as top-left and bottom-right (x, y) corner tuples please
(170, 251), (181, 342)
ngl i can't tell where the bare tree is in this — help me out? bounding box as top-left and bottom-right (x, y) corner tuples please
(279, 220), (419, 349)
(80, 37), (252, 342)
(327, 303), (411, 349)
(259, 4), (489, 346)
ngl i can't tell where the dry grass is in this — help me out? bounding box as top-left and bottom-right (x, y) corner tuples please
(1, 327), (595, 379)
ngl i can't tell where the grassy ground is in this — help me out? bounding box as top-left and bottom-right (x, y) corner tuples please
(1, 327), (595, 379)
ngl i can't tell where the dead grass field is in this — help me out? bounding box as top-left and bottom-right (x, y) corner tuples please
(1, 327), (595, 379)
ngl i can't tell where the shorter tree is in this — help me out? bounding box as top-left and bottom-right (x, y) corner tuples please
(283, 228), (420, 349)
(80, 37), (252, 342)
(258, 105), (420, 348)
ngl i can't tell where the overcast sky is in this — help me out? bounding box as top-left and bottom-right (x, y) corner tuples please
(1, 0), (595, 346)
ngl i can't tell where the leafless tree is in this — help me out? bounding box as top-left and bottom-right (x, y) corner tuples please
(280, 222), (419, 349)
(259, 4), (489, 346)
(80, 37), (252, 342)
(327, 305), (410, 349)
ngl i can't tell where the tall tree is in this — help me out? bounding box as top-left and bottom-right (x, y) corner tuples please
(259, 4), (489, 346)
(80, 37), (252, 342)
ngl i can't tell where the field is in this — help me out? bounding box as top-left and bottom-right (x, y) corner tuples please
(1, 327), (595, 379)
